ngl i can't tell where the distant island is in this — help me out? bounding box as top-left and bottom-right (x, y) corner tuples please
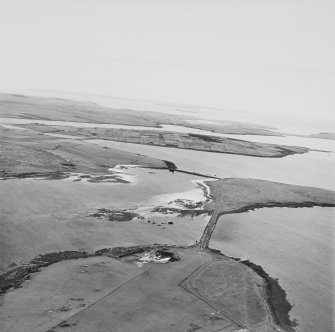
(307, 132), (335, 140)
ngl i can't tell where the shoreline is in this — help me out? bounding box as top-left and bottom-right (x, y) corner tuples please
(0, 244), (187, 295)
(209, 248), (297, 332)
(240, 259), (298, 332)
(0, 163), (175, 181)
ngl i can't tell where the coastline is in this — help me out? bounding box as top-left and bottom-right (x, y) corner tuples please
(209, 248), (297, 332)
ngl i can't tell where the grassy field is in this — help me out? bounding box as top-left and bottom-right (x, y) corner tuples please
(15, 123), (308, 158)
(0, 248), (278, 332)
(0, 125), (166, 177)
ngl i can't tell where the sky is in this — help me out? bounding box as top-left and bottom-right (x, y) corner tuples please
(1, 0), (335, 131)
